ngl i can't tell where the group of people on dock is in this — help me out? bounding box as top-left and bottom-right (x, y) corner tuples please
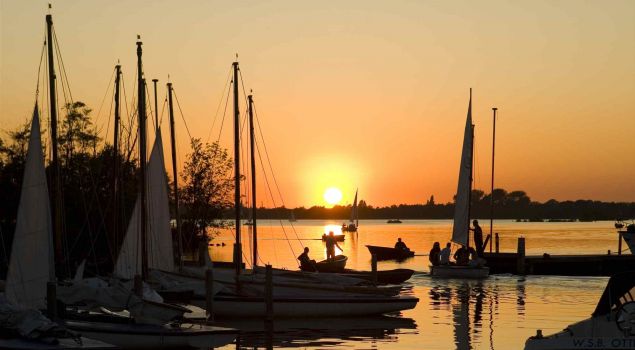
(429, 220), (486, 267)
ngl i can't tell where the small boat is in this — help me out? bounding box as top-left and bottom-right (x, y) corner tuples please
(429, 265), (489, 279)
(524, 271), (635, 350)
(366, 245), (414, 261)
(322, 234), (345, 242)
(342, 189), (360, 232)
(314, 255), (348, 273)
(338, 268), (414, 284)
(386, 219), (402, 224)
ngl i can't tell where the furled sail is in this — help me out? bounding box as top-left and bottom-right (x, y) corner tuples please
(6, 104), (54, 309)
(451, 91), (474, 246)
(350, 189), (358, 226)
(115, 131), (175, 279)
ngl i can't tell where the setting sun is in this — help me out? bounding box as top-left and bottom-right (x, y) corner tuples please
(323, 187), (343, 206)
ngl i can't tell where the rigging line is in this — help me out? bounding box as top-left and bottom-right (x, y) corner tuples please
(252, 103), (304, 247)
(95, 67), (117, 142)
(253, 135), (300, 258)
(171, 89), (193, 140)
(52, 27), (74, 105)
(206, 66), (233, 143)
(159, 92), (167, 130)
(215, 79), (233, 144)
(34, 37), (47, 98)
(144, 80), (156, 132)
(103, 85), (115, 149)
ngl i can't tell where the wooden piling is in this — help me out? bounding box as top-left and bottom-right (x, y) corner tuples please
(517, 237), (526, 275)
(618, 231), (623, 256)
(265, 264), (273, 322)
(46, 281), (57, 320)
(371, 254), (378, 284)
(495, 233), (500, 254)
(205, 265), (214, 323)
(134, 274), (143, 297)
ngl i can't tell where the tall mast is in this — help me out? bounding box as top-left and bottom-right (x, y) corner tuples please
(46, 11), (64, 273)
(232, 61), (242, 276)
(466, 88), (474, 249)
(137, 37), (148, 280)
(489, 107), (497, 253)
(152, 78), (159, 130)
(113, 64), (122, 250)
(248, 94), (257, 268)
(167, 82), (183, 269)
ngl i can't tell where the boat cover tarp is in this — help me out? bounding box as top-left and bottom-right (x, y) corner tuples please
(592, 271), (635, 316)
(0, 295), (79, 343)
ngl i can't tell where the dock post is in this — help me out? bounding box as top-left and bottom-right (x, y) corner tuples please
(265, 264), (273, 322)
(133, 274), (143, 297)
(46, 281), (57, 320)
(495, 233), (500, 254)
(371, 254), (378, 284)
(618, 232), (623, 255)
(516, 237), (526, 275)
(205, 264), (214, 323)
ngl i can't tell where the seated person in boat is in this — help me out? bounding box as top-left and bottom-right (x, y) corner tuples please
(325, 231), (343, 261)
(453, 245), (470, 266)
(439, 242), (452, 265)
(298, 247), (317, 271)
(394, 238), (409, 251)
(429, 242), (441, 266)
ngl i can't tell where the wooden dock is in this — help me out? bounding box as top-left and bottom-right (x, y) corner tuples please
(483, 234), (635, 276)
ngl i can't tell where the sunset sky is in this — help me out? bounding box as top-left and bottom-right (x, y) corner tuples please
(1, 0), (634, 207)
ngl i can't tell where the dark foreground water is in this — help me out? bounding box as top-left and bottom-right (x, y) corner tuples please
(210, 220), (617, 349)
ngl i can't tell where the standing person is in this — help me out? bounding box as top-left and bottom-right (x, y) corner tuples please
(470, 219), (484, 256)
(439, 242), (452, 265)
(325, 231), (342, 261)
(429, 242), (441, 266)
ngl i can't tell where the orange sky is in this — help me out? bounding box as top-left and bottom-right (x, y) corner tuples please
(1, 0), (634, 207)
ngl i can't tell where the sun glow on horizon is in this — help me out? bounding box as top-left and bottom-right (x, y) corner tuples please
(323, 187), (343, 206)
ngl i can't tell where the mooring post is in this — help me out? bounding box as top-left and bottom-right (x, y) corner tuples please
(371, 254), (378, 284)
(265, 264), (273, 322)
(495, 233), (500, 254)
(517, 237), (526, 275)
(133, 274), (143, 297)
(46, 281), (57, 320)
(198, 240), (207, 266)
(205, 265), (214, 323)
(618, 232), (623, 256)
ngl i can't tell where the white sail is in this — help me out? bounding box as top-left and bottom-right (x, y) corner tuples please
(451, 91), (474, 246)
(6, 105), (54, 309)
(350, 189), (358, 225)
(115, 131), (175, 279)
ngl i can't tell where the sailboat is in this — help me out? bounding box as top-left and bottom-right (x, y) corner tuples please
(342, 189), (359, 232)
(1, 105), (115, 349)
(430, 89), (489, 279)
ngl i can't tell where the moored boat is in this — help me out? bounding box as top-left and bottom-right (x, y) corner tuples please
(322, 234), (345, 242)
(366, 245), (415, 261)
(524, 271), (635, 350)
(387, 219), (402, 224)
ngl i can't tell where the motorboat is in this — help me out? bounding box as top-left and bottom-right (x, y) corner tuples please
(387, 219), (402, 224)
(525, 271), (635, 350)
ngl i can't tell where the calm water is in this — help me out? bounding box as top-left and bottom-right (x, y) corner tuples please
(211, 220), (619, 349)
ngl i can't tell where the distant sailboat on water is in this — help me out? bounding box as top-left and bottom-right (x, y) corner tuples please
(342, 189), (359, 232)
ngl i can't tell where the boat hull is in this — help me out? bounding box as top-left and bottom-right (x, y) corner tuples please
(196, 295), (419, 318)
(0, 337), (115, 350)
(63, 321), (236, 349)
(366, 245), (414, 261)
(525, 337), (635, 350)
(430, 265), (489, 279)
(313, 255), (348, 273)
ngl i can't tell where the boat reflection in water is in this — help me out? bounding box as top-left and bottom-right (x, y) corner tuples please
(220, 316), (417, 349)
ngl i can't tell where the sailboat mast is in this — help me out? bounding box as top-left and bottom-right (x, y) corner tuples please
(137, 38), (148, 280)
(232, 61), (242, 276)
(489, 107), (497, 253)
(167, 82), (183, 269)
(152, 79), (159, 130)
(248, 94), (257, 268)
(466, 88), (474, 249)
(113, 64), (121, 250)
(46, 13), (64, 273)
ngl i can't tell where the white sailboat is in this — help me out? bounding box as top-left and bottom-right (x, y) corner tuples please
(431, 89), (489, 279)
(525, 271), (635, 350)
(342, 189), (359, 232)
(1, 105), (115, 349)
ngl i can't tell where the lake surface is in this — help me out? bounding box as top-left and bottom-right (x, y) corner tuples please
(211, 220), (620, 349)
